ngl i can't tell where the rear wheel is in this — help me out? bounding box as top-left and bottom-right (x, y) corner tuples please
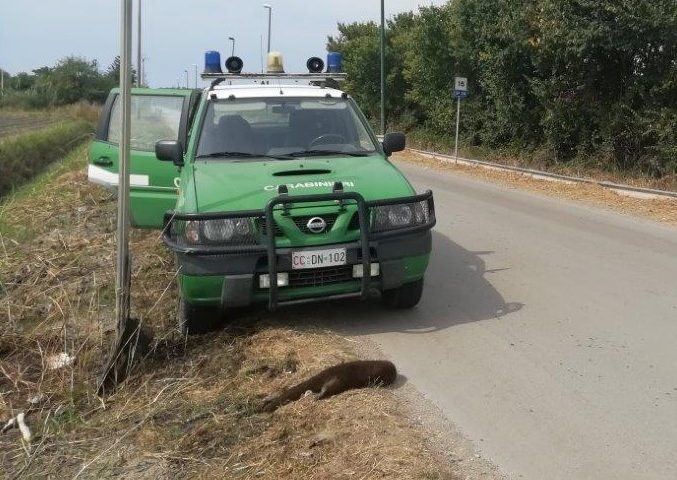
(382, 278), (424, 309)
(178, 298), (222, 335)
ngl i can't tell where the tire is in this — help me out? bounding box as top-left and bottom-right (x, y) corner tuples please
(382, 278), (424, 309)
(178, 298), (222, 335)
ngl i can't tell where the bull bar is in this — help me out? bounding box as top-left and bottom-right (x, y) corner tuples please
(162, 190), (435, 310)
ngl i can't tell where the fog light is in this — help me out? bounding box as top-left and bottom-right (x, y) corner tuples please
(259, 273), (289, 288)
(352, 263), (380, 278)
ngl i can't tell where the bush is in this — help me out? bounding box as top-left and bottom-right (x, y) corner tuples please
(0, 121), (92, 197)
(329, 0), (677, 179)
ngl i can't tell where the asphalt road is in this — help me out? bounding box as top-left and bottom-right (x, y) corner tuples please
(317, 161), (677, 480)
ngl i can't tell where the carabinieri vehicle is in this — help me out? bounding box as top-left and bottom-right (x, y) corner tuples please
(88, 51), (435, 333)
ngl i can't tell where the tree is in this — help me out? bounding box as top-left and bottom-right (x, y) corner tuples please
(106, 56), (137, 85)
(330, 0), (677, 176)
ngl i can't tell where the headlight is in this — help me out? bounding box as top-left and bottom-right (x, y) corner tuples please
(172, 217), (254, 245)
(372, 200), (430, 232)
(184, 221), (200, 243)
(203, 218), (251, 242)
(387, 205), (413, 226)
(203, 219), (235, 241)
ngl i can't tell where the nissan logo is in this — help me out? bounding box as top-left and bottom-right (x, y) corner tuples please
(306, 217), (327, 234)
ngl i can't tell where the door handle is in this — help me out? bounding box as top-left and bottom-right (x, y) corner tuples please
(93, 156), (113, 166)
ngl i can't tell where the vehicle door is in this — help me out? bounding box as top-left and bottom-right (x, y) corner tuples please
(88, 88), (201, 228)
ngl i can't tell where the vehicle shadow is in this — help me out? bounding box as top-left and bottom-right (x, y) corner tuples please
(258, 231), (523, 336)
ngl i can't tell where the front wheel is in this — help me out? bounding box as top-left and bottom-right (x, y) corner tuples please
(381, 278), (424, 309)
(178, 298), (222, 335)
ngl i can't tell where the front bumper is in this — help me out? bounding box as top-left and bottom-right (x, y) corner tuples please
(164, 190), (435, 310)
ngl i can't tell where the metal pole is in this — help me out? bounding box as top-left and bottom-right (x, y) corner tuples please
(136, 0), (142, 86)
(454, 96), (460, 161)
(184, 69), (188, 88)
(193, 64), (198, 88)
(229, 37), (235, 57)
(260, 35), (264, 73)
(1, 71), (4, 95)
(264, 5), (272, 53)
(380, 0), (385, 135)
(116, 0), (133, 334)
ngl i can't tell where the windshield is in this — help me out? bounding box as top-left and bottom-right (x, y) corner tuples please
(195, 97), (378, 159)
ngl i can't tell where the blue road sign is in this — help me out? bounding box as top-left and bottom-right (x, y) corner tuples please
(454, 90), (469, 99)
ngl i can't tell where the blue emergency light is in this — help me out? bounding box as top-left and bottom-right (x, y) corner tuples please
(204, 51), (223, 74)
(327, 52), (343, 73)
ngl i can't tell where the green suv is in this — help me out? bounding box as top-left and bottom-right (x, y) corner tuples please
(89, 81), (435, 332)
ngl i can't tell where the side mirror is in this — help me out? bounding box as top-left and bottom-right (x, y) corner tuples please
(382, 132), (406, 156)
(155, 140), (184, 166)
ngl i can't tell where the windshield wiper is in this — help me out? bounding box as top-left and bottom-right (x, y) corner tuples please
(289, 149), (370, 158)
(196, 151), (293, 160)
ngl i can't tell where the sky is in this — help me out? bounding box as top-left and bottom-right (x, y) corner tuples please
(0, 0), (447, 88)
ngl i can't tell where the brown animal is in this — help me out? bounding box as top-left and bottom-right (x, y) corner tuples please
(262, 360), (397, 412)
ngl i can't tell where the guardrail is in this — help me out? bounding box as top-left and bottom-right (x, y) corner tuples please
(409, 148), (677, 201)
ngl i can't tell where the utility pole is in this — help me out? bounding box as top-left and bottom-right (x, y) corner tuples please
(228, 37), (236, 57)
(136, 0), (142, 86)
(263, 4), (272, 53)
(1, 70), (4, 96)
(260, 35), (264, 73)
(380, 0), (386, 135)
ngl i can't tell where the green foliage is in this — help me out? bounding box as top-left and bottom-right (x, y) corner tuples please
(329, 0), (677, 177)
(0, 121), (91, 197)
(0, 56), (127, 109)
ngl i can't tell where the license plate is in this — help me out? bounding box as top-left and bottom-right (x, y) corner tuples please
(291, 248), (347, 270)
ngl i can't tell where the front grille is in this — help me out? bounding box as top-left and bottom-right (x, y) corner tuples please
(292, 214), (339, 234)
(288, 265), (354, 287)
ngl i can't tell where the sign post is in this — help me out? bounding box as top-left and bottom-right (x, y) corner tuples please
(98, 0), (152, 395)
(453, 77), (468, 161)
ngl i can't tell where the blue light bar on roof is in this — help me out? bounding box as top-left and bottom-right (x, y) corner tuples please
(204, 51), (223, 74)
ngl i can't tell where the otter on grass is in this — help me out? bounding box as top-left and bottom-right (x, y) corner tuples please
(262, 360), (397, 412)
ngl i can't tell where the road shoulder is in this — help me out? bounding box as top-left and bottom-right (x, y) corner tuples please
(394, 150), (677, 227)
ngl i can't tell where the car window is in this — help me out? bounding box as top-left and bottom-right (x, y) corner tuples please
(108, 95), (184, 151)
(196, 97), (378, 158)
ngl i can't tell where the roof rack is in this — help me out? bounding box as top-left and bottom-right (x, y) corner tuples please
(201, 72), (347, 82)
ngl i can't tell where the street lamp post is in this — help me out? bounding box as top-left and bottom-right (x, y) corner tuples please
(263, 4), (272, 53)
(380, 0), (385, 136)
(136, 0), (142, 86)
(184, 69), (189, 88)
(192, 64), (198, 88)
(228, 36), (236, 57)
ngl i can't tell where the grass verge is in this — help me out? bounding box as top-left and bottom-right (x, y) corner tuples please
(0, 145), (456, 478)
(0, 120), (92, 197)
(405, 128), (677, 193)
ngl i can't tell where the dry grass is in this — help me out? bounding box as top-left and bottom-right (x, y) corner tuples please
(395, 150), (677, 226)
(0, 144), (456, 479)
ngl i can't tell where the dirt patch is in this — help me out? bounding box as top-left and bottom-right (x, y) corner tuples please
(395, 150), (677, 226)
(0, 145), (458, 478)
